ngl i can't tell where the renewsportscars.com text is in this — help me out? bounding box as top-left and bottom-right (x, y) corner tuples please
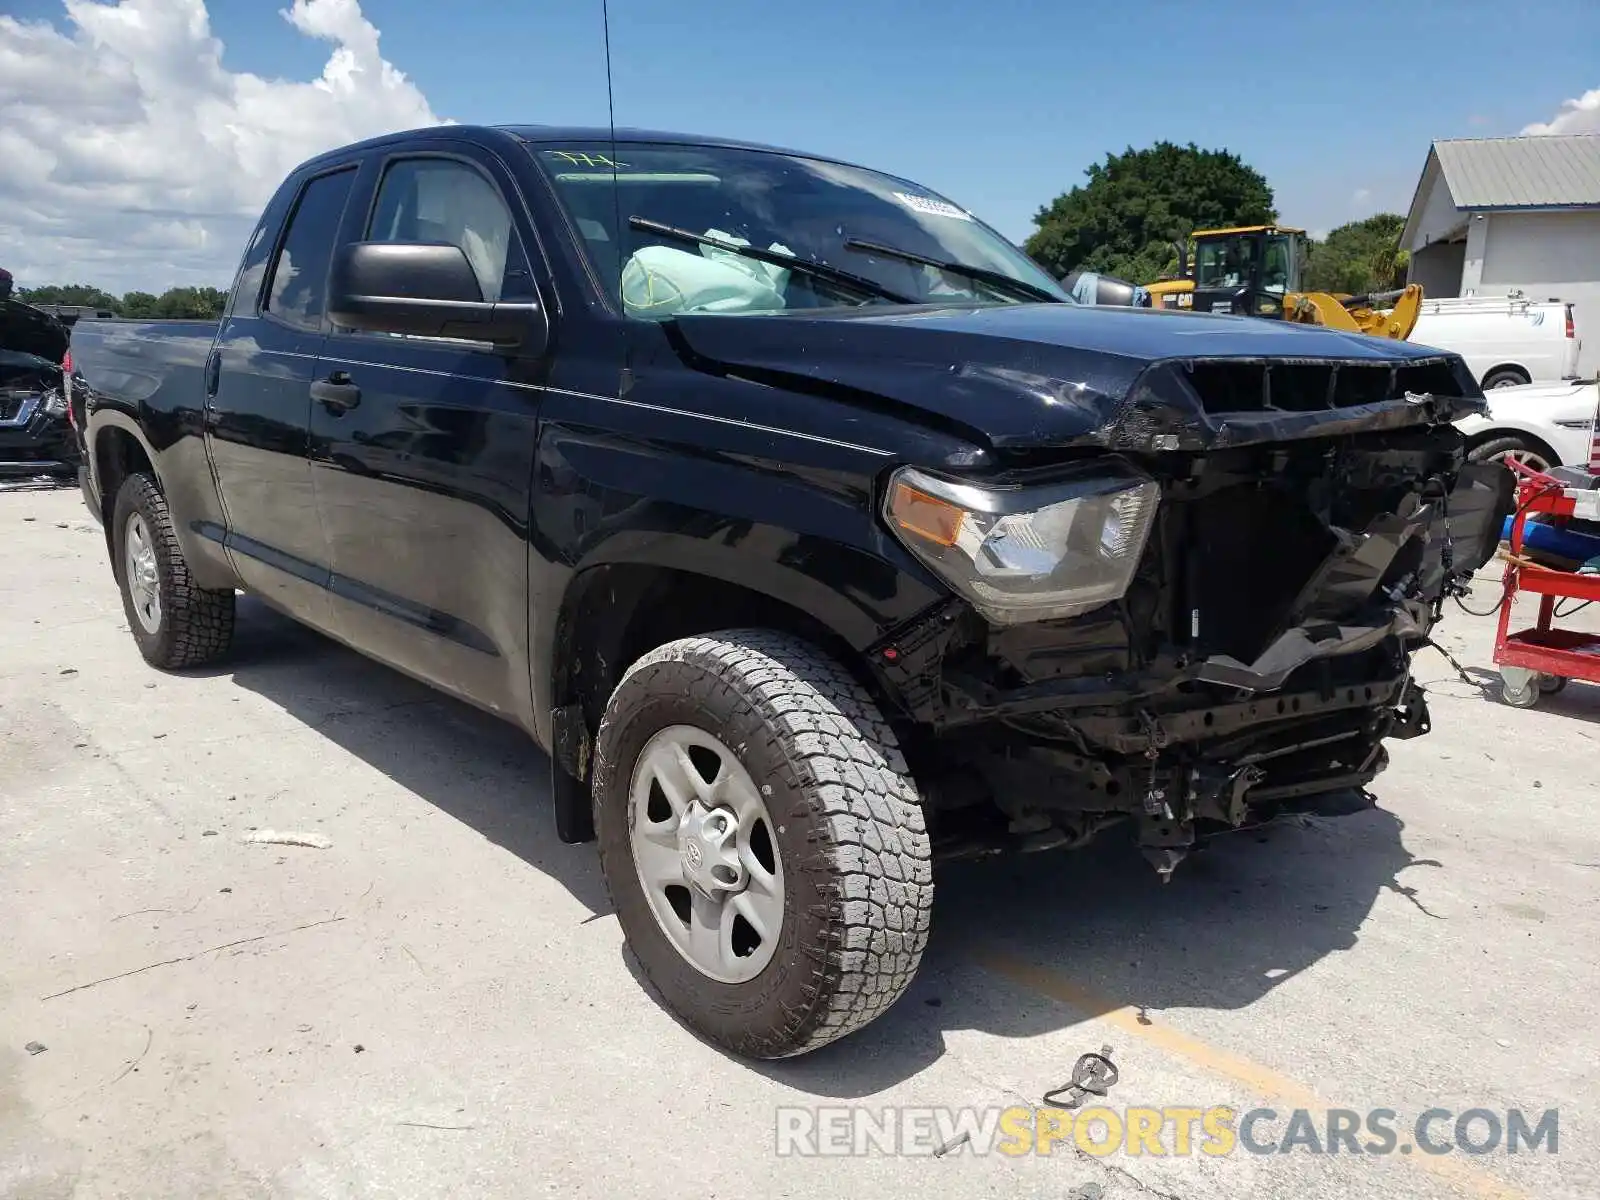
(774, 1105), (1559, 1158)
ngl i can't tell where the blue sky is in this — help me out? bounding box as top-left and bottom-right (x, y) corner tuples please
(7, 0), (1600, 261)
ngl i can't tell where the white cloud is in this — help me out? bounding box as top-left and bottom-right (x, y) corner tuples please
(0, 0), (446, 294)
(1521, 87), (1600, 135)
(1352, 188), (1372, 205)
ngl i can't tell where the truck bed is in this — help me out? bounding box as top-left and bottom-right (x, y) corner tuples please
(68, 319), (220, 413)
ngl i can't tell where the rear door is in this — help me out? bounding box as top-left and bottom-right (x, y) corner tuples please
(307, 144), (553, 719)
(205, 164), (357, 627)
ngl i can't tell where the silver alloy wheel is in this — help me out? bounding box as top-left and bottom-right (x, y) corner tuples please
(124, 512), (162, 634)
(629, 724), (785, 984)
(1497, 446), (1552, 473)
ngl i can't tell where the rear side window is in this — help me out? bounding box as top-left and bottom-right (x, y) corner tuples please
(367, 158), (533, 302)
(265, 168), (357, 331)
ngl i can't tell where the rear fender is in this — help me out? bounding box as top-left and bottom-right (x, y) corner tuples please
(88, 409), (237, 590)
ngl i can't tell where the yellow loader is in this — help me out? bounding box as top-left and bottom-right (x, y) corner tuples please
(1145, 224), (1423, 339)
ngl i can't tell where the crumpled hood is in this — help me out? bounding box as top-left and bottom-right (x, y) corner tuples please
(670, 303), (1488, 453)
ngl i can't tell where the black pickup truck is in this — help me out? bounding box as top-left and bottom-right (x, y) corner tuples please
(68, 124), (1512, 1059)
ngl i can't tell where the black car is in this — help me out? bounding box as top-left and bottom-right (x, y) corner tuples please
(0, 346), (75, 479)
(68, 124), (1513, 1060)
(0, 292), (76, 479)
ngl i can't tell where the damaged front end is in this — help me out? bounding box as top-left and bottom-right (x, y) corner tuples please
(0, 349), (76, 480)
(873, 353), (1515, 877)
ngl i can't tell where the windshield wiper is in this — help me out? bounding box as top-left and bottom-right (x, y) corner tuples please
(627, 217), (917, 306)
(843, 238), (1065, 304)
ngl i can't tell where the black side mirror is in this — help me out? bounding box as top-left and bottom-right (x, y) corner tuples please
(328, 241), (547, 351)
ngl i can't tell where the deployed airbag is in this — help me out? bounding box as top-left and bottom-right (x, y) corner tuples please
(621, 229), (794, 318)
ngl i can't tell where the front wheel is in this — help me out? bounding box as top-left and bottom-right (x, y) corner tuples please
(111, 473), (235, 669)
(592, 630), (933, 1059)
(1469, 435), (1554, 476)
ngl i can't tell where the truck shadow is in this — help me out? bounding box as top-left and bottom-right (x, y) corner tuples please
(754, 809), (1433, 1097)
(214, 597), (1432, 1095)
(212, 596), (612, 916)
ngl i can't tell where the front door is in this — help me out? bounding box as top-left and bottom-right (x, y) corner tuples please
(205, 165), (357, 628)
(308, 147), (550, 719)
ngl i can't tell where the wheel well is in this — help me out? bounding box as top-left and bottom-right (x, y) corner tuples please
(94, 427), (155, 555)
(1481, 363), (1530, 386)
(1466, 427), (1560, 466)
(553, 564), (883, 747)
(95, 428), (154, 516)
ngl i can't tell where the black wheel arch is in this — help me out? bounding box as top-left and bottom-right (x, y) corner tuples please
(539, 546), (940, 843)
(90, 415), (159, 564)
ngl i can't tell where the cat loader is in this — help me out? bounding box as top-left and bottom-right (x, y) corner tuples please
(1066, 225), (1423, 340)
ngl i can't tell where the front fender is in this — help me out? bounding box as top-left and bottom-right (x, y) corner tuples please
(522, 390), (961, 745)
(572, 527), (917, 649)
(529, 520), (947, 735)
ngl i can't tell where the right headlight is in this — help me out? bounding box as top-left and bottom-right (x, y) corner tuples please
(883, 463), (1160, 625)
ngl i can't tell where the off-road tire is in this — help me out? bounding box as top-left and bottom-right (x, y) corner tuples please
(111, 473), (235, 669)
(592, 629), (933, 1059)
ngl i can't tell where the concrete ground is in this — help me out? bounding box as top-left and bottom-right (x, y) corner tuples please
(3, 481), (1598, 1200)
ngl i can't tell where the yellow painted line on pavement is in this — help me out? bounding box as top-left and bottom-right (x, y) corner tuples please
(973, 950), (1533, 1200)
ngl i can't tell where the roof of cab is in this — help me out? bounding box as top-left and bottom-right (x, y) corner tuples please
(292, 123), (864, 175)
(504, 124), (823, 159)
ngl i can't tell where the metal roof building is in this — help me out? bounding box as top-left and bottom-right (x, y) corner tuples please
(1426, 135), (1600, 212)
(1402, 134), (1600, 376)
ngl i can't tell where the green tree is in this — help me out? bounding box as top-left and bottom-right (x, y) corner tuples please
(150, 286), (228, 318)
(12, 281), (229, 318)
(15, 283), (122, 312)
(120, 291), (159, 318)
(1303, 213), (1408, 295)
(1026, 142), (1277, 284)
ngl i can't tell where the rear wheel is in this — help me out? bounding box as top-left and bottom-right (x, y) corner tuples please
(1469, 435), (1554, 475)
(1482, 367), (1530, 390)
(592, 629), (933, 1059)
(111, 473), (235, 669)
(1539, 674), (1568, 696)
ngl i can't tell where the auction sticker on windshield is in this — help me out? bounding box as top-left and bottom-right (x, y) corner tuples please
(893, 192), (972, 221)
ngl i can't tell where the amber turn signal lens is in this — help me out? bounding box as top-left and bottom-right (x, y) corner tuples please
(888, 481), (964, 547)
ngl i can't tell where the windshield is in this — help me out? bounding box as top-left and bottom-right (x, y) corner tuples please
(1194, 234), (1258, 291)
(528, 142), (1071, 317)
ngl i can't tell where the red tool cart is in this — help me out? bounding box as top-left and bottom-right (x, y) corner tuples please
(1493, 459), (1600, 708)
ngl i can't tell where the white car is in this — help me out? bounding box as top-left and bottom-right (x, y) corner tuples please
(1454, 377), (1599, 473)
(1409, 294), (1581, 390)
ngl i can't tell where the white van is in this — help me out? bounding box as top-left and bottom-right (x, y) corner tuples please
(1408, 292), (1581, 390)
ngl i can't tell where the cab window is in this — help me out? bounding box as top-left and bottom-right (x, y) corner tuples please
(1261, 236), (1292, 293)
(264, 168), (357, 331)
(367, 158), (535, 303)
(1195, 236), (1257, 291)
